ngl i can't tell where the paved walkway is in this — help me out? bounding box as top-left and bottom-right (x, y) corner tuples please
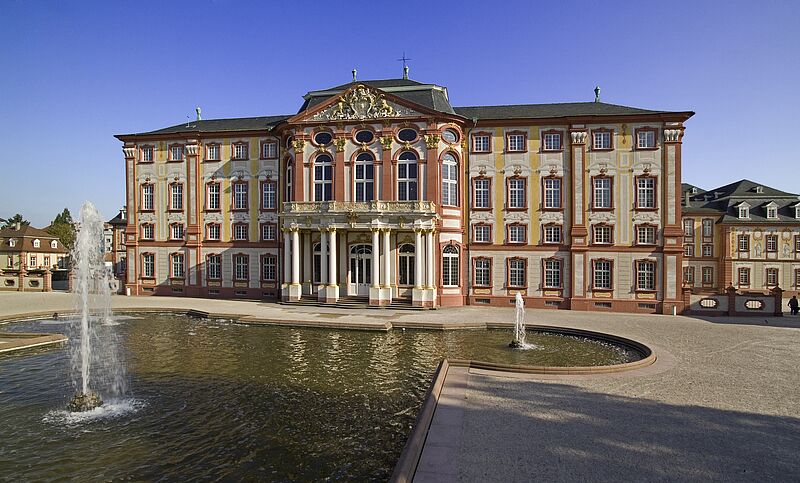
(2, 292), (799, 481)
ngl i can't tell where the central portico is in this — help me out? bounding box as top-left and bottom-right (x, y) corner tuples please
(282, 201), (438, 307)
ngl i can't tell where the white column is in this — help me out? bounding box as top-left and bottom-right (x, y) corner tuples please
(426, 230), (435, 288)
(371, 228), (380, 288)
(328, 228), (337, 286)
(382, 228), (391, 288)
(283, 229), (291, 284)
(414, 229), (423, 289)
(291, 229), (300, 284)
(319, 229), (328, 286)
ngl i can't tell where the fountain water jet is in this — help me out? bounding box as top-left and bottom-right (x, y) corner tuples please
(509, 292), (535, 349)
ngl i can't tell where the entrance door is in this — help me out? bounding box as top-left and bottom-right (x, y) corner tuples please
(349, 244), (372, 296)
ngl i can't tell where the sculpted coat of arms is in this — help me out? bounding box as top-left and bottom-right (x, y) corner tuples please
(312, 85), (413, 121)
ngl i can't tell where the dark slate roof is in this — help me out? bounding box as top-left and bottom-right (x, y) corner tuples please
(684, 179), (800, 224)
(118, 115), (290, 137)
(298, 78), (457, 115)
(108, 211), (126, 227)
(453, 102), (688, 120)
(326, 79), (424, 90)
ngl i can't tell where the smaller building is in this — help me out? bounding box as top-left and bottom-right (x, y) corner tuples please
(107, 208), (127, 281)
(0, 223), (69, 291)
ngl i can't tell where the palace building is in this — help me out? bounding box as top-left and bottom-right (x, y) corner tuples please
(116, 73), (694, 313)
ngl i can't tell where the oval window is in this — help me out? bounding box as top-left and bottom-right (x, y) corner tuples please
(442, 129), (459, 144)
(398, 128), (417, 142)
(314, 132), (333, 146)
(355, 130), (374, 144)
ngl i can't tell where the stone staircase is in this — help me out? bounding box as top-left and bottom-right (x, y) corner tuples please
(278, 296), (432, 311)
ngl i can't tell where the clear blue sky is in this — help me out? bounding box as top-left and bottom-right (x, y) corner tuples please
(1, 0), (798, 226)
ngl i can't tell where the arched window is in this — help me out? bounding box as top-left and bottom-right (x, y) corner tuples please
(354, 152), (375, 202)
(442, 245), (459, 287)
(397, 151), (418, 201)
(441, 153), (458, 206)
(285, 162), (293, 202)
(398, 243), (415, 286)
(33, 239), (40, 248)
(314, 154), (333, 201)
(313, 242), (329, 284)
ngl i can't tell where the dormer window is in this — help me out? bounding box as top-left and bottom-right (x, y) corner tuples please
(9, 239), (16, 247)
(766, 204), (778, 219)
(755, 186), (764, 194)
(795, 206), (800, 219)
(33, 239), (40, 248)
(51, 240), (58, 249)
(738, 204), (750, 219)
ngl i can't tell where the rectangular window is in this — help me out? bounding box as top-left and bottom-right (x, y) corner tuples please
(170, 184), (183, 211)
(739, 206), (750, 219)
(172, 253), (185, 278)
(702, 266), (713, 284)
(397, 159), (418, 201)
(261, 181), (277, 210)
(684, 244), (694, 257)
(30, 255), (36, 267)
(442, 249), (459, 287)
(141, 184), (154, 211)
(543, 225), (562, 244)
(6, 255), (12, 268)
(738, 235), (749, 252)
(234, 255), (249, 280)
(766, 234), (778, 252)
(207, 223), (220, 241)
(637, 261), (656, 291)
(683, 266), (695, 285)
(233, 224), (248, 241)
(508, 259), (526, 288)
(233, 182), (248, 210)
(543, 178), (562, 209)
(170, 145), (184, 161)
(508, 224), (526, 244)
(738, 267), (750, 286)
(141, 224), (154, 240)
(507, 178), (526, 209)
(142, 253), (155, 278)
(507, 134), (526, 152)
(702, 244), (713, 257)
(141, 146), (153, 162)
(262, 256), (277, 282)
(636, 177), (656, 209)
(684, 219), (694, 237)
(702, 219), (713, 237)
(233, 143), (248, 160)
(314, 160), (333, 202)
(170, 224), (184, 240)
(593, 260), (612, 290)
(473, 178), (490, 209)
(593, 131), (612, 150)
(543, 259), (561, 288)
(795, 268), (800, 288)
(474, 224), (491, 243)
(543, 132), (561, 151)
(766, 207), (777, 219)
(593, 177), (612, 209)
(766, 268), (779, 286)
(261, 141), (277, 159)
(207, 183), (220, 210)
(473, 135), (490, 153)
(796, 235), (800, 253)
(637, 225), (656, 245)
(593, 225), (613, 245)
(261, 223), (276, 241)
(474, 258), (491, 286)
(636, 130), (656, 149)
(206, 144), (220, 161)
(441, 161), (458, 206)
(44, 256), (50, 267)
(207, 254), (221, 279)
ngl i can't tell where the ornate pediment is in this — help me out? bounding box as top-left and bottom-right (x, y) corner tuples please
(307, 85), (419, 122)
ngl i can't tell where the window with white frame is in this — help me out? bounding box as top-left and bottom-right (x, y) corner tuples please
(473, 135), (490, 153)
(262, 256), (277, 281)
(207, 223), (220, 240)
(636, 260), (656, 291)
(474, 224), (491, 243)
(593, 131), (611, 150)
(507, 134), (525, 152)
(207, 182), (220, 210)
(543, 259), (561, 288)
(508, 224), (526, 243)
(684, 218), (694, 237)
(44, 256), (49, 267)
(8, 239), (15, 248)
(636, 130), (655, 149)
(233, 143), (248, 160)
(170, 184), (183, 211)
(442, 153), (458, 206)
(593, 177), (612, 209)
(683, 266), (695, 284)
(593, 225), (613, 244)
(766, 206), (778, 219)
(738, 267), (750, 286)
(207, 254), (221, 279)
(543, 132), (561, 151)
(398, 244), (415, 286)
(442, 245), (459, 286)
(738, 206), (749, 219)
(285, 163), (293, 202)
(702, 244), (713, 257)
(544, 225), (561, 244)
(796, 236), (800, 252)
(543, 178), (562, 209)
(766, 234), (778, 252)
(702, 219), (713, 237)
(473, 178), (490, 208)
(234, 254), (249, 280)
(141, 224), (154, 240)
(233, 224), (248, 241)
(766, 268), (778, 286)
(684, 244), (694, 257)
(141, 146), (153, 162)
(171, 253), (185, 278)
(170, 145), (183, 161)
(170, 224), (184, 240)
(261, 181), (277, 210)
(508, 259), (526, 287)
(795, 268), (800, 287)
(397, 151), (418, 201)
(233, 182), (248, 210)
(314, 154), (333, 201)
(206, 144), (220, 161)
(354, 152), (375, 202)
(6, 255), (12, 268)
(738, 235), (749, 252)
(142, 184), (154, 211)
(796, 206), (800, 219)
(261, 224), (276, 241)
(51, 240), (58, 249)
(29, 255), (36, 267)
(142, 253), (155, 278)
(261, 141), (277, 159)
(637, 225), (656, 245)
(636, 177), (656, 209)
(593, 260), (612, 290)
(33, 239), (40, 248)
(508, 178), (526, 209)
(474, 258), (491, 286)
(702, 266), (713, 284)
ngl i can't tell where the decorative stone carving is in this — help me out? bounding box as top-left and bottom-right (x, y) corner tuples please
(424, 134), (440, 149)
(588, 212), (616, 223)
(570, 131), (588, 144)
(185, 144), (199, 156)
(471, 211), (493, 221)
(310, 85), (415, 121)
(204, 213), (223, 223)
(284, 200), (437, 215)
(334, 138), (347, 152)
(379, 136), (393, 150)
(539, 212), (565, 224)
(291, 139), (305, 151)
(504, 212), (528, 222)
(632, 212), (660, 224)
(664, 129), (683, 142)
(123, 147), (137, 159)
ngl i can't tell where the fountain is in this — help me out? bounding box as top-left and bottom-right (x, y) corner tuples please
(508, 292), (535, 349)
(67, 202), (127, 412)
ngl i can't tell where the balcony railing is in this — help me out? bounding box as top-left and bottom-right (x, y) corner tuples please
(283, 200), (436, 215)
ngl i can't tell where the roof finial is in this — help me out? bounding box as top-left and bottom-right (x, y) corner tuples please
(594, 85), (601, 103)
(403, 65), (409, 80)
(195, 107), (202, 121)
(352, 69), (357, 82)
(397, 52), (412, 80)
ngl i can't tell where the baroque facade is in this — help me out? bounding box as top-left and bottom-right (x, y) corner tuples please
(116, 76), (693, 313)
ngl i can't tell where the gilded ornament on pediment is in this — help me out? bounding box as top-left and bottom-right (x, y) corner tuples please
(424, 134), (440, 149)
(334, 138), (347, 152)
(292, 139), (305, 151)
(379, 136), (393, 150)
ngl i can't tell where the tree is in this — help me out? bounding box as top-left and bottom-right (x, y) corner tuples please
(48, 208), (77, 251)
(1, 213), (30, 229)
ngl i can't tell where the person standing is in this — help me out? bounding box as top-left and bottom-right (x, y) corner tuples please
(789, 295), (799, 316)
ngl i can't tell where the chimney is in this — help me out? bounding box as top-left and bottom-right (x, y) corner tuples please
(352, 69), (357, 82)
(403, 65), (409, 80)
(685, 191), (691, 207)
(14, 222), (20, 230)
(594, 85), (601, 103)
(120, 208), (126, 220)
(196, 107), (202, 121)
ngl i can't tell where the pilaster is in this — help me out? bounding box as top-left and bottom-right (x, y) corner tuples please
(334, 134), (346, 201)
(568, 129), (588, 309)
(380, 130), (393, 200)
(122, 145), (139, 294)
(662, 127), (686, 314)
